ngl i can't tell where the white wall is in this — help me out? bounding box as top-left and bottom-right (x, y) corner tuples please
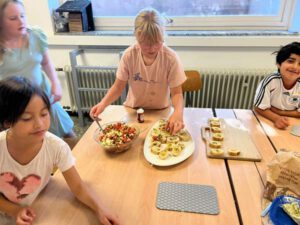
(23, 0), (300, 107)
(23, 0), (300, 70)
(46, 43), (295, 73)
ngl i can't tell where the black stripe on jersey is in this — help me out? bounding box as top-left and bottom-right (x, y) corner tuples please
(254, 73), (282, 107)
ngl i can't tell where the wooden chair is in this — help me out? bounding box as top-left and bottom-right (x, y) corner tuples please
(182, 70), (202, 107)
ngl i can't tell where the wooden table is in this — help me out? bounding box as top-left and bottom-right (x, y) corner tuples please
(32, 106), (300, 225)
(254, 112), (300, 152)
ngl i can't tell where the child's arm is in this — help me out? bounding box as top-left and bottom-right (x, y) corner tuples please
(90, 78), (127, 118)
(167, 85), (184, 135)
(270, 106), (300, 118)
(0, 195), (36, 225)
(41, 51), (62, 103)
(254, 107), (290, 129)
(62, 166), (122, 225)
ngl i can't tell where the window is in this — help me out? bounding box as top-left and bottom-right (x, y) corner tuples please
(90, 0), (297, 31)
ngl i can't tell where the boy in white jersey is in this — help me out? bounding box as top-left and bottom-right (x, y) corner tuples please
(254, 42), (300, 129)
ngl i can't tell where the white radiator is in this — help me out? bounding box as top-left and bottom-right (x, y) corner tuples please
(63, 66), (276, 112)
(185, 68), (275, 109)
(63, 65), (119, 112)
(56, 67), (74, 110)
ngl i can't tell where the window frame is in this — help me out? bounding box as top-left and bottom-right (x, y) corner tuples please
(91, 0), (296, 31)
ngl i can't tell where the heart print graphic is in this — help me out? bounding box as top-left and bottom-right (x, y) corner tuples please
(0, 172), (41, 203)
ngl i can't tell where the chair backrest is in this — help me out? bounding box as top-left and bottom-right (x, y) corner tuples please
(182, 70), (202, 92)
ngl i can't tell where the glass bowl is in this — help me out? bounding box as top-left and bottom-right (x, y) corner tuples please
(93, 121), (140, 153)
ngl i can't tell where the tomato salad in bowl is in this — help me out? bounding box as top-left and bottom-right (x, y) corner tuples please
(94, 121), (139, 153)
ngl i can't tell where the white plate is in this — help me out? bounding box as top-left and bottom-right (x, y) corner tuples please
(143, 120), (195, 166)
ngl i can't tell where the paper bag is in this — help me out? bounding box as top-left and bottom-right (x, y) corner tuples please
(262, 150), (300, 225)
(263, 150), (300, 203)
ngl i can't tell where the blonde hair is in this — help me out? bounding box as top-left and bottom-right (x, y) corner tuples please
(0, 0), (24, 60)
(134, 8), (165, 45)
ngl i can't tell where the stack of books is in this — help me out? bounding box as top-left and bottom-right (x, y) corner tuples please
(68, 13), (83, 32)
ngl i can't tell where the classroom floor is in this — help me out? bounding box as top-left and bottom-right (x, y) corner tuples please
(71, 115), (93, 138)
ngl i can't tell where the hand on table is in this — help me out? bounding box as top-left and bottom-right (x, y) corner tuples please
(96, 207), (123, 225)
(16, 207), (36, 225)
(274, 116), (289, 129)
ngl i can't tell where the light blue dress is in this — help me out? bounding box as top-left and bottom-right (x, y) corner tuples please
(0, 27), (73, 137)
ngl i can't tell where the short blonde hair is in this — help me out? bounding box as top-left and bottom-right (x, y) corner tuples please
(134, 8), (165, 45)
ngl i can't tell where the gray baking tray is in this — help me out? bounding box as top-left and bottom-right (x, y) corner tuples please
(156, 182), (219, 215)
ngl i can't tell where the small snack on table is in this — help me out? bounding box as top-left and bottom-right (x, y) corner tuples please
(177, 130), (191, 141)
(151, 141), (161, 147)
(149, 119), (190, 160)
(159, 150), (169, 160)
(166, 143), (184, 157)
(210, 148), (224, 156)
(209, 117), (220, 122)
(212, 133), (224, 141)
(151, 146), (161, 155)
(211, 127), (222, 133)
(171, 148), (182, 157)
(167, 136), (180, 143)
(209, 141), (222, 148)
(209, 117), (221, 127)
(210, 120), (221, 127)
(158, 119), (167, 129)
(228, 148), (240, 156)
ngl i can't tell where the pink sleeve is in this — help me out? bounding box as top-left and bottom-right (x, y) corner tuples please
(116, 50), (130, 82)
(168, 53), (186, 88)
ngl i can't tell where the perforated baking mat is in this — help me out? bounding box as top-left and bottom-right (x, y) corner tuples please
(156, 182), (219, 215)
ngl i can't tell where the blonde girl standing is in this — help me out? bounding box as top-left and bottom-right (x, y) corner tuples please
(90, 8), (186, 135)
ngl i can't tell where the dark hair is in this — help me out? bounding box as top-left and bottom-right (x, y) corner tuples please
(0, 76), (50, 126)
(274, 42), (300, 65)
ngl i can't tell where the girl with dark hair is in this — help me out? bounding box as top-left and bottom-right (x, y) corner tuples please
(0, 77), (122, 225)
(254, 42), (300, 129)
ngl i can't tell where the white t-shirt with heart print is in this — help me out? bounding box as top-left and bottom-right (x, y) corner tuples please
(0, 130), (75, 224)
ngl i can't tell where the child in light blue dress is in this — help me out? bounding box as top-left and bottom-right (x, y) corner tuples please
(0, 0), (77, 147)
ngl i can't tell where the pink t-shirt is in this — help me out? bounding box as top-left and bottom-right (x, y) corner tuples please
(117, 44), (186, 109)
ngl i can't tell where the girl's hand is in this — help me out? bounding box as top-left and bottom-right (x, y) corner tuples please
(16, 207), (36, 225)
(274, 116), (289, 129)
(167, 112), (184, 135)
(50, 81), (62, 103)
(90, 102), (106, 119)
(96, 207), (123, 225)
